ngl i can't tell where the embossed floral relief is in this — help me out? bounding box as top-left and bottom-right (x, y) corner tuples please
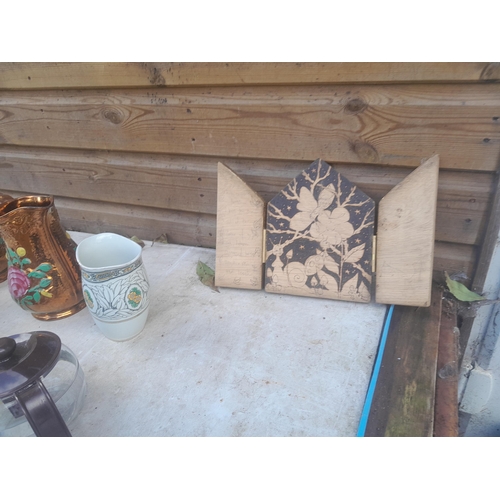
(265, 159), (375, 303)
(82, 265), (149, 321)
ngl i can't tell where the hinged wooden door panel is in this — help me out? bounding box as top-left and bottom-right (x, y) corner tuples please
(214, 162), (265, 290)
(375, 155), (439, 307)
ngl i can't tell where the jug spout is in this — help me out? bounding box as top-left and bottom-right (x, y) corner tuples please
(0, 195), (86, 320)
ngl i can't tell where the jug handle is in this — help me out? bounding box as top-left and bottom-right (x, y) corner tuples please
(14, 379), (72, 437)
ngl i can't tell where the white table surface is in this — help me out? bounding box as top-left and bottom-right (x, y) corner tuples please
(1, 232), (386, 437)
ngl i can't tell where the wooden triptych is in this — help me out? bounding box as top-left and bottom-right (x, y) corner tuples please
(215, 156), (439, 307)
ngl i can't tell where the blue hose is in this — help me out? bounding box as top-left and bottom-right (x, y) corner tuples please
(356, 304), (395, 437)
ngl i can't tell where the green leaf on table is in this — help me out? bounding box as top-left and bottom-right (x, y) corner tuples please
(445, 272), (486, 302)
(130, 236), (145, 248)
(196, 261), (219, 292)
(152, 233), (169, 246)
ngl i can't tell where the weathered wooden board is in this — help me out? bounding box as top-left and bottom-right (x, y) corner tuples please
(376, 155), (440, 307)
(0, 147), (492, 246)
(1, 84), (499, 170)
(215, 163), (265, 290)
(265, 160), (374, 303)
(13, 194), (216, 248)
(432, 242), (477, 282)
(1, 63), (498, 90)
(365, 284), (443, 437)
(434, 299), (459, 437)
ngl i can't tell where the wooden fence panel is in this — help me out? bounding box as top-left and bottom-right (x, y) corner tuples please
(0, 148), (493, 246)
(1, 63), (499, 287)
(1, 84), (499, 170)
(1, 62), (499, 90)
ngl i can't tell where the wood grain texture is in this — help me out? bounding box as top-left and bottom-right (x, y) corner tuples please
(36, 195), (215, 247)
(1, 63), (498, 90)
(1, 84), (499, 170)
(376, 155), (440, 307)
(0, 147), (492, 246)
(433, 242), (477, 282)
(434, 299), (459, 437)
(215, 162), (265, 290)
(365, 284), (443, 437)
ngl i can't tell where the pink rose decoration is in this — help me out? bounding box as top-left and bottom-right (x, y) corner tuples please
(8, 267), (30, 299)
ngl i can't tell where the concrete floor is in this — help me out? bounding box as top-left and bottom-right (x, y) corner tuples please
(1, 232), (387, 437)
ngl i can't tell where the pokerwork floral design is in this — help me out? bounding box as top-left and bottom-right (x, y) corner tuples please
(5, 246), (53, 309)
(265, 159), (375, 303)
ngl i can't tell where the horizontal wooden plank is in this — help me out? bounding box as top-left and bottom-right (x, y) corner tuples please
(1, 63), (499, 90)
(0, 189), (479, 280)
(58, 198), (216, 248)
(0, 84), (499, 170)
(433, 241), (477, 282)
(0, 147), (493, 245)
(365, 283), (443, 436)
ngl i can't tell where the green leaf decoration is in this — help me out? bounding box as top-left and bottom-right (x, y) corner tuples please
(33, 291), (41, 303)
(20, 295), (34, 309)
(7, 248), (17, 259)
(196, 261), (219, 292)
(39, 278), (51, 288)
(28, 270), (46, 279)
(21, 258), (32, 266)
(36, 263), (52, 272)
(445, 272), (486, 302)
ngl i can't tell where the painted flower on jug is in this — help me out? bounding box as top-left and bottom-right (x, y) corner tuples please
(8, 267), (31, 298)
(127, 287), (142, 308)
(5, 246), (53, 309)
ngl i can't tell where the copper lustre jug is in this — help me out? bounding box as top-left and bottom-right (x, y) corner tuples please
(0, 195), (86, 320)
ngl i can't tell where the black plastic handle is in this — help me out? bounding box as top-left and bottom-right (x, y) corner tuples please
(15, 380), (72, 437)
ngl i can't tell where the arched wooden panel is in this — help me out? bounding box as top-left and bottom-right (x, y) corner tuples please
(265, 159), (375, 303)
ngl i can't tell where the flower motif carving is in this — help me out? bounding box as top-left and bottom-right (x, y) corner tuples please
(265, 159), (375, 303)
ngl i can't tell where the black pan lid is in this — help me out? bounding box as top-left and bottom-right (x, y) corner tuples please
(0, 331), (61, 399)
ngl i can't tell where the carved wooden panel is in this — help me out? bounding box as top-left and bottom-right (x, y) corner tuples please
(264, 159), (375, 303)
